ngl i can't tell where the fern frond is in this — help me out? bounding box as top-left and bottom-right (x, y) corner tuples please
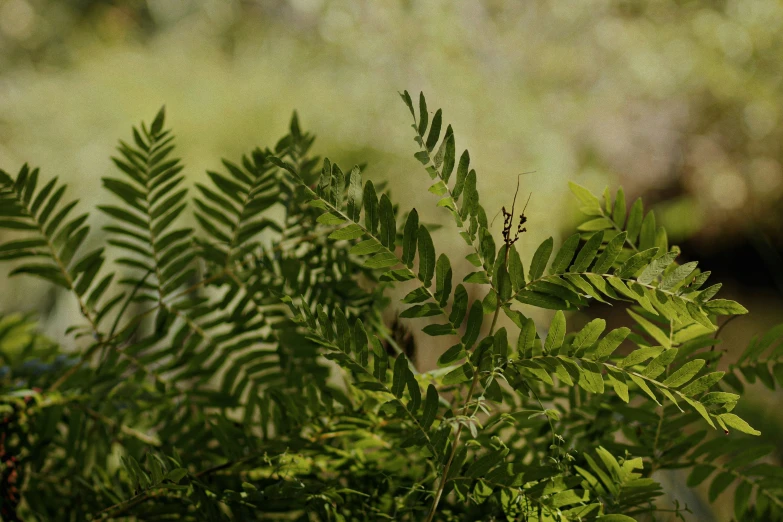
(400, 91), (494, 284)
(508, 311), (759, 435)
(502, 184), (749, 327)
(194, 149), (281, 267)
(101, 107), (194, 304)
(272, 155), (476, 348)
(687, 437), (783, 520)
(284, 295), (441, 457)
(723, 323), (783, 393)
(0, 165), (108, 335)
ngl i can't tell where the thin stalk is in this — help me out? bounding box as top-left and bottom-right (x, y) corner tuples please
(424, 238), (511, 522)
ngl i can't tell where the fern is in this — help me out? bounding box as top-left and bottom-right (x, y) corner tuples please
(0, 93), (779, 522)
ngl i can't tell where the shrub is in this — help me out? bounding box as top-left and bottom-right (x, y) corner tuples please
(1, 93), (781, 521)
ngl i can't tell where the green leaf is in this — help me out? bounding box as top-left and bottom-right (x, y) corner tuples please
(593, 327), (630, 360)
(435, 254), (452, 307)
(528, 237), (553, 281)
(617, 248), (659, 278)
(449, 285), (469, 326)
(400, 303), (442, 318)
(403, 287), (431, 304)
(687, 464), (715, 487)
(493, 328), (509, 359)
(517, 360), (553, 385)
(426, 109), (442, 152)
(417, 92), (428, 137)
(413, 150), (430, 165)
(150, 106), (166, 135)
(463, 271), (491, 284)
(517, 319), (536, 357)
(207, 171), (244, 204)
(328, 224), (364, 240)
(346, 166), (363, 221)
(349, 238), (382, 255)
(515, 290), (569, 310)
(363, 180), (379, 234)
(571, 232), (603, 273)
(417, 225), (436, 286)
(578, 361), (605, 394)
(625, 197), (643, 244)
(618, 347), (660, 369)
(465, 252), (481, 267)
(734, 480), (752, 521)
(441, 134), (456, 183)
(102, 177), (145, 212)
(507, 245), (525, 292)
(593, 231), (627, 274)
(612, 187), (626, 226)
(164, 468), (188, 484)
(0, 219), (36, 231)
(406, 372), (421, 412)
(639, 210), (657, 250)
(606, 370), (629, 403)
(496, 265), (511, 302)
(643, 348), (678, 379)
(10, 264), (69, 288)
(700, 392), (739, 406)
(659, 261), (698, 291)
(662, 359), (705, 388)
(422, 323), (455, 336)
(570, 319), (606, 355)
(421, 384), (438, 430)
(569, 182), (602, 216)
(443, 362), (473, 385)
(453, 150), (470, 199)
(697, 283), (722, 303)
(327, 163), (344, 206)
(475, 228), (493, 266)
(466, 448), (508, 478)
(99, 205), (147, 229)
(637, 250), (677, 285)
(703, 299), (748, 315)
(372, 337), (388, 383)
(708, 472), (734, 502)
(38, 185), (67, 226)
(316, 212), (346, 225)
(681, 372), (724, 396)
(628, 310), (671, 349)
(399, 90), (415, 118)
(544, 311), (566, 354)
(0, 238), (47, 255)
(549, 233), (580, 274)
(462, 301), (483, 349)
(460, 169), (478, 218)
(379, 194), (396, 248)
(439, 343), (466, 366)
(392, 356), (408, 398)
(30, 176), (58, 216)
(401, 209), (419, 268)
(365, 252), (399, 269)
(629, 373), (660, 404)
(578, 217), (614, 232)
(719, 414), (760, 435)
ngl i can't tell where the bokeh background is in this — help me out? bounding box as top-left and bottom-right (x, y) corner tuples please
(1, 1), (782, 520)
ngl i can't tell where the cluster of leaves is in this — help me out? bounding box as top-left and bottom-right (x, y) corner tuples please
(0, 93), (781, 521)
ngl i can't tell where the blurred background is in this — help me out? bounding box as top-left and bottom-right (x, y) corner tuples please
(1, 1), (782, 519)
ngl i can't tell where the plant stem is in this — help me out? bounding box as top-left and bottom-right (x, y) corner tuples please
(424, 371), (479, 522)
(424, 243), (510, 522)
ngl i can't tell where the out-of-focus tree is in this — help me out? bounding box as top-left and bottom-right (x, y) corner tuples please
(1, 0), (782, 245)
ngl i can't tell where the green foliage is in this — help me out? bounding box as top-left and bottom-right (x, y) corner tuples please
(0, 93), (780, 521)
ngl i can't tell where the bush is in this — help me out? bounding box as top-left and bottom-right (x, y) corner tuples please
(1, 92), (782, 521)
